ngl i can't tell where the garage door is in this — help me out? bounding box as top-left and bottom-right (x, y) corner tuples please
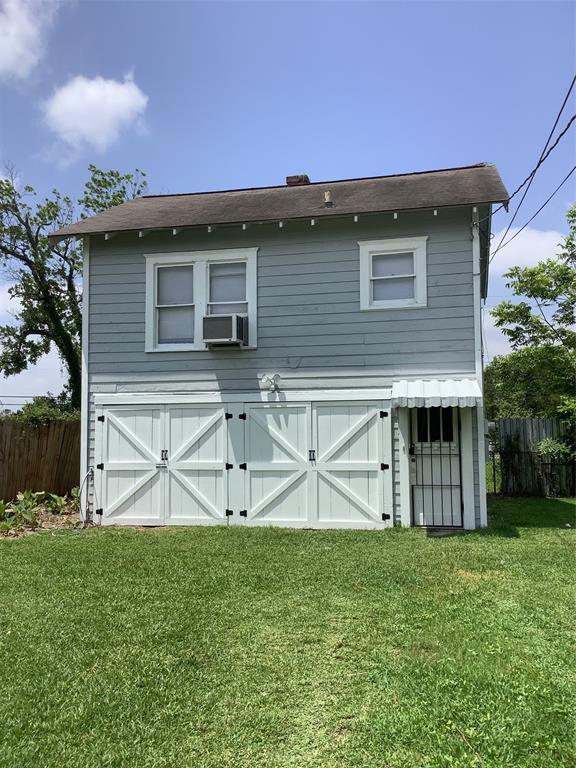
(95, 399), (393, 528)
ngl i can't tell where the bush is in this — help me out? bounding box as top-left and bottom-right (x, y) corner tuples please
(1, 395), (79, 426)
(0, 491), (43, 530)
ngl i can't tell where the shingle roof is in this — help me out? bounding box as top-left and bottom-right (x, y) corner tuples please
(50, 163), (508, 240)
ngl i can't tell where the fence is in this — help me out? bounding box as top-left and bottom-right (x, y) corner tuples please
(0, 420), (80, 502)
(489, 417), (575, 497)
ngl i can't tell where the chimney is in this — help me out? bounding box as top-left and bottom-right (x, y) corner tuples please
(286, 174), (310, 186)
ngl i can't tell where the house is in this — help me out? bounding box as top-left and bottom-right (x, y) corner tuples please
(52, 163), (508, 530)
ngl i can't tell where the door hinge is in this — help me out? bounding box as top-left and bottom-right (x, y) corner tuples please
(239, 413), (247, 420)
(97, 415), (105, 422)
(95, 508), (103, 516)
(225, 463), (233, 470)
(96, 463), (104, 471)
(380, 463), (389, 470)
(239, 462), (247, 470)
(382, 513), (391, 521)
(380, 411), (389, 418)
(225, 412), (233, 419)
(225, 509), (233, 516)
(239, 510), (247, 517)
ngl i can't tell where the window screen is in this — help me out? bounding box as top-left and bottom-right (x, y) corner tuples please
(208, 262), (247, 315)
(156, 265), (194, 344)
(371, 252), (415, 302)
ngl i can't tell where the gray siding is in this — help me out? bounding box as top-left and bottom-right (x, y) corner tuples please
(88, 208), (475, 389)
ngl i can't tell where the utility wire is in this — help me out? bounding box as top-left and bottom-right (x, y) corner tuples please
(491, 74), (576, 249)
(489, 164), (576, 261)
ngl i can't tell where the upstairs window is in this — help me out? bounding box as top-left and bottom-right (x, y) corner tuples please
(208, 262), (247, 315)
(145, 248), (257, 352)
(359, 236), (428, 310)
(156, 265), (195, 345)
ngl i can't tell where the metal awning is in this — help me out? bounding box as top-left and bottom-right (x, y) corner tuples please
(392, 379), (482, 408)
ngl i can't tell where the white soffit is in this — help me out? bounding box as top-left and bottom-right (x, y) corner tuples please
(392, 379), (482, 408)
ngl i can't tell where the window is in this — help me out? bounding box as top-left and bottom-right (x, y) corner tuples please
(145, 248), (257, 351)
(208, 262), (247, 315)
(358, 237), (428, 310)
(416, 407), (454, 443)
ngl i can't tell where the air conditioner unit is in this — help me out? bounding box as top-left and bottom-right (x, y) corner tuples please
(203, 314), (248, 346)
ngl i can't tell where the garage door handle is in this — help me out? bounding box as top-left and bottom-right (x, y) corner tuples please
(308, 449), (316, 462)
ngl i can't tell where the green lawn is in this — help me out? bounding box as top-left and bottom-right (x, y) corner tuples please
(1, 498), (575, 768)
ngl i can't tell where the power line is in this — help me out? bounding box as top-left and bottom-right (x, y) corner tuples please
(492, 74), (576, 250)
(490, 164), (576, 261)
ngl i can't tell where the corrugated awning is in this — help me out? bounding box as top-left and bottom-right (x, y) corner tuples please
(392, 379), (482, 408)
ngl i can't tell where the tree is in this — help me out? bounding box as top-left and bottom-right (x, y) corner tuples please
(0, 165), (147, 408)
(484, 345), (576, 419)
(490, 204), (576, 351)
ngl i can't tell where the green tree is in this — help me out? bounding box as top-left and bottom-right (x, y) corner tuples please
(491, 204), (576, 351)
(484, 345), (576, 419)
(0, 165), (147, 408)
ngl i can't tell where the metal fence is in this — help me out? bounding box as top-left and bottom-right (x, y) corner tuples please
(488, 417), (575, 497)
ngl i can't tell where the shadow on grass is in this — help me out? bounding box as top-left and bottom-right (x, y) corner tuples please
(426, 497), (575, 539)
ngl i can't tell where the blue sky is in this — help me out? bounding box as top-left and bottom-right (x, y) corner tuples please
(0, 0), (575, 402)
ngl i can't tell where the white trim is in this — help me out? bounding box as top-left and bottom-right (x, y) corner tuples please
(95, 388), (394, 406)
(144, 247), (258, 352)
(80, 237), (90, 521)
(358, 236), (428, 311)
(471, 209), (488, 526)
(396, 408), (411, 527)
(460, 408), (476, 530)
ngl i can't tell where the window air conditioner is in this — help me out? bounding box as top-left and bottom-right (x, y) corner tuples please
(203, 314), (248, 346)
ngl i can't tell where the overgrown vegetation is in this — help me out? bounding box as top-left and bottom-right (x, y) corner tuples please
(0, 497), (574, 767)
(0, 488), (79, 532)
(0, 395), (80, 425)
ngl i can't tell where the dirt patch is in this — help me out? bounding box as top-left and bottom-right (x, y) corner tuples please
(0, 505), (81, 538)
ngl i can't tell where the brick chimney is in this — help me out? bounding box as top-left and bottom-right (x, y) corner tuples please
(286, 174), (310, 186)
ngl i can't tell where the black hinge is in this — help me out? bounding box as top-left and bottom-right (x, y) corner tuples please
(97, 415), (105, 422)
(239, 510), (247, 517)
(382, 513), (391, 521)
(95, 508), (103, 516)
(239, 413), (247, 420)
(380, 411), (389, 418)
(239, 462), (247, 470)
(96, 463), (104, 471)
(225, 463), (233, 470)
(225, 412), (233, 420)
(225, 509), (233, 516)
(380, 463), (389, 470)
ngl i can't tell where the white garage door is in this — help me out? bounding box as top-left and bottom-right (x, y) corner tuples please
(95, 399), (393, 528)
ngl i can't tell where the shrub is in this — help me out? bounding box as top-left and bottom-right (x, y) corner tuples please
(0, 491), (42, 530)
(44, 493), (68, 515)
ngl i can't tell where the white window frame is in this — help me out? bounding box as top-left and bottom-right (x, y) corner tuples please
(145, 248), (258, 352)
(358, 236), (428, 311)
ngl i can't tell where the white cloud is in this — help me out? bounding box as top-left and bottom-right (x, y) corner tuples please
(489, 226), (563, 278)
(0, 0), (56, 81)
(43, 75), (148, 153)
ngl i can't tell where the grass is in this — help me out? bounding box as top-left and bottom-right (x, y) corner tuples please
(1, 498), (575, 768)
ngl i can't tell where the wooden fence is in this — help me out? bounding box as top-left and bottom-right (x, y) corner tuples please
(495, 417), (575, 497)
(0, 420), (80, 502)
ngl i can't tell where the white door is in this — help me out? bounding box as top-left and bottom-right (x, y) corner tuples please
(240, 400), (392, 528)
(165, 404), (229, 525)
(96, 403), (229, 525)
(240, 403), (312, 525)
(313, 402), (389, 527)
(96, 405), (165, 525)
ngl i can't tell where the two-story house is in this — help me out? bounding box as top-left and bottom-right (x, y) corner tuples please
(52, 163), (508, 530)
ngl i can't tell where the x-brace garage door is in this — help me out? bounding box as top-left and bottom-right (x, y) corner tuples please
(95, 403), (229, 526)
(237, 401), (393, 528)
(95, 399), (393, 528)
